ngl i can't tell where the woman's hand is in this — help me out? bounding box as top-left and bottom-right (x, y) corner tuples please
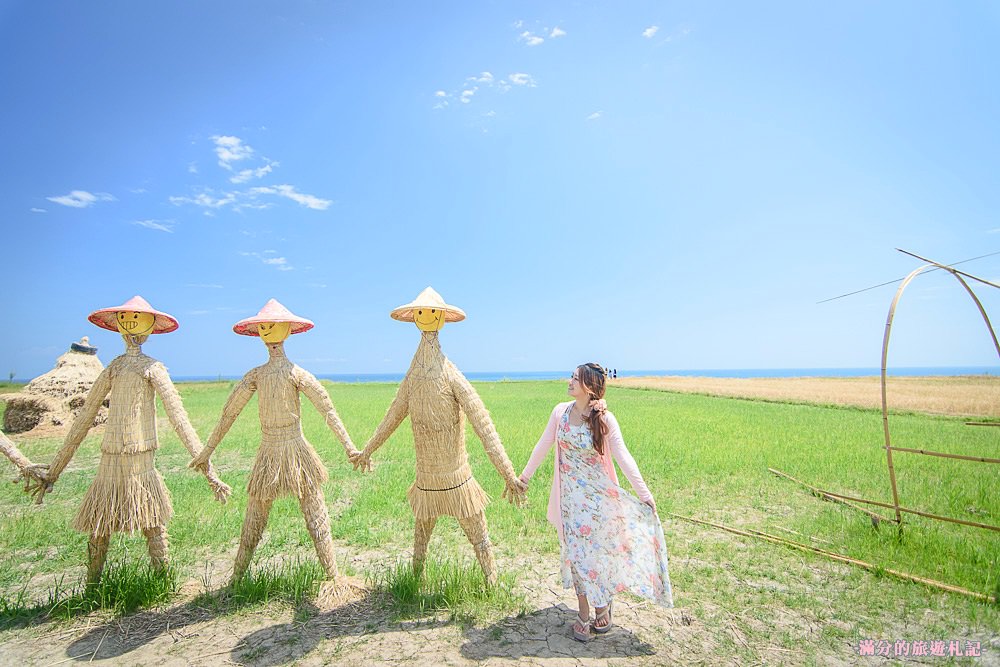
(643, 497), (657, 513)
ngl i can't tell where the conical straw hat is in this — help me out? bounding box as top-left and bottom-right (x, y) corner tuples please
(233, 299), (315, 336)
(390, 287), (466, 323)
(88, 295), (179, 334)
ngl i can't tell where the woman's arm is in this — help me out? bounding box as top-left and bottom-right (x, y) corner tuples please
(519, 403), (563, 482)
(605, 411), (655, 507)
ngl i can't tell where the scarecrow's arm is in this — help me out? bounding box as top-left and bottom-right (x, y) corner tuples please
(297, 368), (358, 458)
(449, 365), (526, 505)
(47, 367), (112, 487)
(0, 429), (32, 472)
(189, 372), (256, 469)
(1, 429), (48, 499)
(150, 363), (232, 503)
(355, 379), (409, 472)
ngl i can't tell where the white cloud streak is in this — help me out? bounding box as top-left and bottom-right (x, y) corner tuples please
(46, 190), (116, 208)
(642, 25), (659, 39)
(131, 219), (174, 233)
(550, 26), (566, 38)
(230, 162), (276, 184)
(249, 185), (332, 210)
(587, 111), (602, 121)
(30, 207), (46, 213)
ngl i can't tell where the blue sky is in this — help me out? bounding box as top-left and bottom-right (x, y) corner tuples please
(2, 1), (999, 379)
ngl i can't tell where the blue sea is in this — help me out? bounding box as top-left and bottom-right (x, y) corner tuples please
(175, 366), (1000, 383)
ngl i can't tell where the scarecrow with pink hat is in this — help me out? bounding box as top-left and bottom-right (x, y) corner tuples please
(191, 299), (360, 584)
(353, 287), (527, 586)
(30, 296), (231, 583)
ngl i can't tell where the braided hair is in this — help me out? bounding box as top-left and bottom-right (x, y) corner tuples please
(577, 362), (609, 455)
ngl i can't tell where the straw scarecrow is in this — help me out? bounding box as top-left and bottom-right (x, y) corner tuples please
(190, 299), (360, 583)
(353, 287), (527, 585)
(0, 429), (48, 497)
(32, 296), (231, 583)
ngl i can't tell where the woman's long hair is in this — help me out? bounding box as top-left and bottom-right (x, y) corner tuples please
(577, 362), (609, 455)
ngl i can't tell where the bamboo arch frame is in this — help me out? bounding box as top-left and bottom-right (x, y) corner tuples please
(774, 249), (1000, 534)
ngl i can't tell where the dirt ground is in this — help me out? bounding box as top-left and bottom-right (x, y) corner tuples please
(1, 531), (996, 667)
(610, 375), (1000, 418)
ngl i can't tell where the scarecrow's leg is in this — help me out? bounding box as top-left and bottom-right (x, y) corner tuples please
(86, 532), (111, 585)
(299, 490), (339, 579)
(413, 516), (438, 577)
(144, 525), (169, 572)
(458, 511), (497, 586)
(232, 495), (273, 582)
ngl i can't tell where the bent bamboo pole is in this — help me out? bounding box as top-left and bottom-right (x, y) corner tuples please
(667, 512), (996, 603)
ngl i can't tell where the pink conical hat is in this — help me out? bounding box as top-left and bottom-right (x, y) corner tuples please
(88, 295), (179, 334)
(233, 299), (315, 337)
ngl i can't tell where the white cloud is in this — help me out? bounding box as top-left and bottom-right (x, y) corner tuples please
(520, 31), (544, 46)
(642, 25), (659, 39)
(484, 110), (497, 117)
(508, 73), (537, 87)
(242, 251), (294, 271)
(988, 228), (1000, 234)
(230, 162), (276, 184)
(550, 26), (566, 38)
(212, 135), (254, 170)
(169, 191), (237, 209)
(587, 111), (602, 121)
(130, 187), (148, 194)
(468, 72), (494, 84)
(435, 90), (448, 97)
(513, 19), (524, 29)
(30, 207), (46, 213)
(249, 185), (332, 210)
(187, 310), (211, 316)
(188, 162), (199, 174)
(46, 190), (116, 208)
(131, 219), (174, 233)
(460, 88), (477, 103)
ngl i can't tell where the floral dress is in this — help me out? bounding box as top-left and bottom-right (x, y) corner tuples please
(557, 406), (673, 608)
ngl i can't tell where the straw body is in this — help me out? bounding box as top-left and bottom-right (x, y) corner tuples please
(193, 343), (356, 581)
(48, 345), (208, 534)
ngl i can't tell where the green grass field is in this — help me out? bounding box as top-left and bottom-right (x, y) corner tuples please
(1, 380), (997, 661)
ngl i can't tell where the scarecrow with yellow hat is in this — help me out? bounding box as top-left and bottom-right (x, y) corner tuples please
(190, 299), (360, 583)
(353, 287), (527, 585)
(32, 296), (231, 583)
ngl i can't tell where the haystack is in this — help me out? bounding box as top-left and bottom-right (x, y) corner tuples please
(1, 337), (108, 434)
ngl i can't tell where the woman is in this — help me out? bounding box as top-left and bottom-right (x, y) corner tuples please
(519, 363), (672, 641)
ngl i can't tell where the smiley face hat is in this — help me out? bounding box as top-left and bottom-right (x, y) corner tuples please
(390, 287), (466, 325)
(88, 295), (179, 334)
(233, 299), (315, 336)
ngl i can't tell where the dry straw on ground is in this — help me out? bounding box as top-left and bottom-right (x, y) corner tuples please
(610, 375), (1000, 418)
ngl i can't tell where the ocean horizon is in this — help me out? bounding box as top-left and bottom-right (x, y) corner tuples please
(170, 366), (1000, 384)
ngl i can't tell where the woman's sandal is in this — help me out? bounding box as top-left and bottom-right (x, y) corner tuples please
(572, 614), (593, 642)
(593, 601), (613, 634)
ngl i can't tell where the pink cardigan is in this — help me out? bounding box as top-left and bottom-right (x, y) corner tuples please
(520, 401), (654, 541)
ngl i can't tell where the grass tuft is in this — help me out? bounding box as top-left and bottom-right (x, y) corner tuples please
(367, 558), (527, 625)
(0, 556), (177, 629)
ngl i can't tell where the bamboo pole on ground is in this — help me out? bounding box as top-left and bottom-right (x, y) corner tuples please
(767, 467), (893, 526)
(666, 512), (996, 604)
